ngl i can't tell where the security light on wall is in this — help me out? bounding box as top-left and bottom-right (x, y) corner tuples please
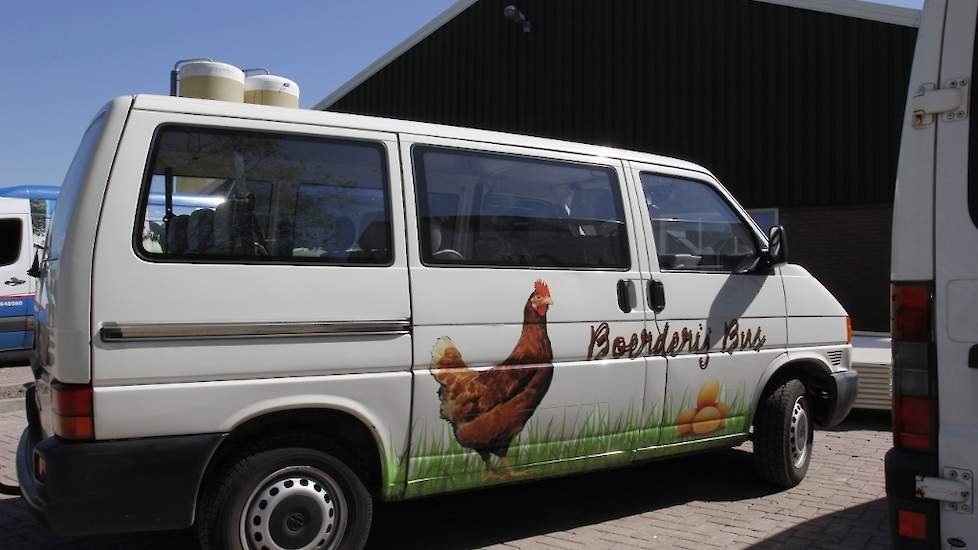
(503, 5), (531, 33)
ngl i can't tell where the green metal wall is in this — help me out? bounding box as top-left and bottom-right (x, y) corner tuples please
(329, 0), (917, 209)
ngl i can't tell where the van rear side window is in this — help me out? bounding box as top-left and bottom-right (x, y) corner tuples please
(413, 146), (630, 269)
(0, 219), (22, 266)
(136, 126), (392, 265)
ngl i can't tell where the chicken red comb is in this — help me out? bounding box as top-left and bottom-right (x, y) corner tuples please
(534, 279), (550, 297)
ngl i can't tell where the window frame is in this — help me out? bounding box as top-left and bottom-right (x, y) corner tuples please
(411, 143), (633, 272)
(639, 170), (769, 275)
(131, 123), (396, 267)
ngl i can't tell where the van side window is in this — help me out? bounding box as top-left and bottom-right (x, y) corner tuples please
(413, 146), (630, 269)
(137, 126), (392, 265)
(641, 173), (758, 272)
(0, 219), (22, 266)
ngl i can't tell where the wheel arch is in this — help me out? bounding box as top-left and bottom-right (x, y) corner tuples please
(752, 353), (837, 426)
(196, 402), (399, 519)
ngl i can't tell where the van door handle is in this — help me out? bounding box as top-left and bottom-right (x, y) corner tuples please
(617, 279), (633, 313)
(648, 279), (666, 313)
(4, 277), (25, 286)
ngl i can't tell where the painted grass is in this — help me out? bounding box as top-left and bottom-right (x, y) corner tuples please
(383, 384), (756, 499)
(404, 402), (658, 497)
(658, 382), (752, 446)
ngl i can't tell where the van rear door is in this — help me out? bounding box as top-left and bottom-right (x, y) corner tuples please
(934, 0), (978, 540)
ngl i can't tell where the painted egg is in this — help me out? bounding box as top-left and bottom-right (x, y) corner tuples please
(693, 406), (722, 435)
(697, 378), (721, 410)
(714, 402), (730, 428)
(677, 408), (697, 435)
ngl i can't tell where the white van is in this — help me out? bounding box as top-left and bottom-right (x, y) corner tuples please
(17, 94), (856, 550)
(887, 1), (978, 548)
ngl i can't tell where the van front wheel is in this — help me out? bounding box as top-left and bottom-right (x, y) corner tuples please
(752, 379), (813, 487)
(197, 445), (372, 550)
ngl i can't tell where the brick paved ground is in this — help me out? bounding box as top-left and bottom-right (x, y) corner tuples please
(0, 409), (892, 549)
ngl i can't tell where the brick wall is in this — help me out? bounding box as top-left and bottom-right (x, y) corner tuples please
(779, 204), (892, 332)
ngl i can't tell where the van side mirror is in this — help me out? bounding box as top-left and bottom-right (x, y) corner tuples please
(767, 225), (787, 264)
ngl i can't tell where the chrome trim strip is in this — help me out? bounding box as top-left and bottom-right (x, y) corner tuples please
(99, 320), (412, 342)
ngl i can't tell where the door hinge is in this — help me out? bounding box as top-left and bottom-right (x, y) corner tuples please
(912, 78), (970, 129)
(915, 468), (973, 514)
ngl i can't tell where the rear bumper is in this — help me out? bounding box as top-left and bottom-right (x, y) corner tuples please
(885, 447), (941, 549)
(821, 368), (859, 427)
(16, 389), (225, 536)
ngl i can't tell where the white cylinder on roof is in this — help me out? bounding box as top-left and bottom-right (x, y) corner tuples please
(244, 74), (300, 108)
(177, 61), (245, 102)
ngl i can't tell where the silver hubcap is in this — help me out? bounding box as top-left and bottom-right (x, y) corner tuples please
(789, 396), (810, 468)
(241, 466), (347, 550)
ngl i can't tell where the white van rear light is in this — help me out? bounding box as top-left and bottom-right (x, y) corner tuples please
(51, 382), (94, 440)
(891, 283), (931, 342)
(890, 282), (937, 453)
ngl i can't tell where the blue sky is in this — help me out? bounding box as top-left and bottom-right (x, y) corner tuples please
(0, 0), (923, 187)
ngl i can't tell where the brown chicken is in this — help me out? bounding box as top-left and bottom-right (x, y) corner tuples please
(430, 280), (554, 479)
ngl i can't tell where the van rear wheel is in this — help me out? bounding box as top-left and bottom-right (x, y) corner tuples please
(197, 444), (372, 550)
(752, 379), (813, 487)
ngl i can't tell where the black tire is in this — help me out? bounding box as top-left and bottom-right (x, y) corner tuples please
(752, 378), (814, 488)
(197, 441), (372, 550)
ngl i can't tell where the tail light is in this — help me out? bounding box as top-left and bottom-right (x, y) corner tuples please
(890, 282), (937, 452)
(51, 382), (94, 440)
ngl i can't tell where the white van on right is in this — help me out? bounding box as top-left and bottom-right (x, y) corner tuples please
(887, 0), (978, 548)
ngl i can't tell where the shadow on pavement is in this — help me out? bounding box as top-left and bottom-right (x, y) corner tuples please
(366, 447), (780, 549)
(824, 409), (891, 433)
(747, 498), (890, 550)
(0, 409), (891, 550)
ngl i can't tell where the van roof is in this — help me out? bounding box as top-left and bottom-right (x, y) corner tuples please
(131, 94), (714, 178)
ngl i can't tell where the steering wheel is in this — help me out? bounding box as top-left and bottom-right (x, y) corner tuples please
(432, 249), (465, 262)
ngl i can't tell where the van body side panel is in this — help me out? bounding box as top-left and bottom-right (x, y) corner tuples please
(628, 162), (789, 445)
(781, 263), (849, 350)
(36, 97), (132, 386)
(401, 135), (650, 498)
(90, 111), (414, 498)
(935, 0), (978, 540)
(885, 2), (950, 546)
(91, 111), (411, 383)
(891, 1), (944, 284)
(92, 372), (411, 498)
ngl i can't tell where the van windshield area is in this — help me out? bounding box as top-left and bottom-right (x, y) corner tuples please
(137, 126), (392, 265)
(413, 146), (630, 269)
